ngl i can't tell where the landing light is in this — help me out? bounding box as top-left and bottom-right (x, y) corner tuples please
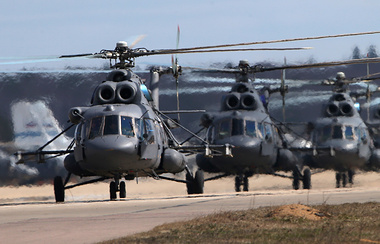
(354, 102), (360, 112)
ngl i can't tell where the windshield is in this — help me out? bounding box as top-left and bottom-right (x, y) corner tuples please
(314, 124), (360, 143)
(87, 115), (135, 139)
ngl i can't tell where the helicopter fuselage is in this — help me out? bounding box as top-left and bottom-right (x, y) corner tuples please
(196, 83), (298, 176)
(63, 69), (187, 179)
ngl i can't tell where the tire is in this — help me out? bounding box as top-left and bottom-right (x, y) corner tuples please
(193, 170), (204, 194)
(110, 181), (117, 200)
(235, 176), (241, 192)
(336, 172), (341, 188)
(243, 176), (249, 192)
(54, 176), (65, 203)
(348, 170), (354, 185)
(302, 168), (311, 189)
(292, 169), (300, 190)
(119, 181), (126, 198)
(342, 173), (347, 187)
(186, 172), (194, 194)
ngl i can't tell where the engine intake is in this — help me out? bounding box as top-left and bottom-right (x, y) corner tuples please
(339, 102), (353, 116)
(223, 93), (240, 110)
(240, 94), (256, 110)
(93, 83), (116, 105)
(116, 83), (136, 103)
(325, 102), (340, 117)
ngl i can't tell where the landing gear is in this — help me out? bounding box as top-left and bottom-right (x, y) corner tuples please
(235, 174), (249, 192)
(109, 179), (127, 200)
(336, 170), (354, 188)
(120, 181), (126, 198)
(302, 168), (311, 189)
(186, 169), (204, 194)
(348, 170), (354, 185)
(293, 167), (311, 190)
(292, 168), (300, 190)
(54, 176), (65, 203)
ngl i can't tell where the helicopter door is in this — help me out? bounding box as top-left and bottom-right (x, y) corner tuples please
(138, 118), (158, 160)
(74, 123), (85, 161)
(260, 123), (274, 156)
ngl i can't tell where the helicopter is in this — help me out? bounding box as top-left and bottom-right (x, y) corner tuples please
(298, 71), (380, 187)
(11, 31), (380, 200)
(189, 59), (306, 193)
(188, 56), (380, 192)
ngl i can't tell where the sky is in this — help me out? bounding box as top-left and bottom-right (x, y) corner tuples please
(1, 0), (380, 70)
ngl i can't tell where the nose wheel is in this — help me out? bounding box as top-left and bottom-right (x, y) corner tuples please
(235, 174), (249, 192)
(110, 179), (127, 200)
(336, 170), (354, 188)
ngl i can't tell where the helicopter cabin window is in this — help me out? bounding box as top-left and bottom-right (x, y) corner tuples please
(88, 116), (103, 139)
(218, 120), (230, 139)
(232, 119), (244, 136)
(344, 126), (354, 140)
(257, 123), (265, 139)
(207, 126), (215, 143)
(332, 125), (343, 139)
(74, 124), (82, 144)
(264, 123), (273, 141)
(121, 116), (134, 137)
(245, 120), (257, 137)
(104, 115), (119, 135)
(319, 126), (332, 142)
(135, 118), (155, 143)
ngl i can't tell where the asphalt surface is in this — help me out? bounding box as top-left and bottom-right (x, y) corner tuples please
(0, 187), (379, 244)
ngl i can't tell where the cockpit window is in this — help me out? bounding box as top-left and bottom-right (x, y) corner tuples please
(218, 120), (230, 139)
(104, 115), (119, 135)
(89, 116), (103, 139)
(87, 115), (136, 139)
(344, 126), (354, 140)
(232, 119), (244, 136)
(245, 120), (257, 137)
(319, 126), (331, 142)
(257, 123), (265, 139)
(332, 125), (343, 139)
(121, 116), (134, 137)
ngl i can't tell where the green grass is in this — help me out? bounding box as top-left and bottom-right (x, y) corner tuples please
(99, 202), (380, 244)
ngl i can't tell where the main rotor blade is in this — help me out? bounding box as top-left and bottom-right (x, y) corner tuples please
(132, 47), (313, 58)
(156, 31), (380, 53)
(258, 57), (380, 72)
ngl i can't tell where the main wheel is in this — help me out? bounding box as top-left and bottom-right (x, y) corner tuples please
(110, 181), (117, 200)
(235, 176), (242, 192)
(193, 170), (204, 194)
(186, 172), (194, 194)
(119, 181), (126, 198)
(342, 173), (347, 187)
(243, 176), (249, 192)
(335, 172), (341, 188)
(302, 168), (311, 189)
(348, 170), (354, 185)
(54, 176), (65, 203)
(292, 169), (300, 190)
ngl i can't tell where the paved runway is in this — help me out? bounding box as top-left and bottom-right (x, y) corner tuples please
(0, 187), (379, 244)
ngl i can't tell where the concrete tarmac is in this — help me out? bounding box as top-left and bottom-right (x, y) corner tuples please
(0, 187), (379, 244)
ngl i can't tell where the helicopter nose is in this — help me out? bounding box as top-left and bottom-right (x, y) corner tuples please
(228, 137), (261, 156)
(84, 136), (139, 166)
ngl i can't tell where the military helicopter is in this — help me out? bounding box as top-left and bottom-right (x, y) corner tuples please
(11, 31), (380, 201)
(188, 56), (380, 192)
(298, 71), (380, 187)
(189, 60), (304, 193)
